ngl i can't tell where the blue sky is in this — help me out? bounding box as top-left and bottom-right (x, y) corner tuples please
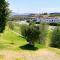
(9, 0), (60, 14)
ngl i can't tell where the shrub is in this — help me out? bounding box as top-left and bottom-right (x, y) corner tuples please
(50, 26), (60, 48)
(39, 23), (49, 44)
(21, 22), (40, 45)
(8, 21), (14, 30)
(21, 22), (48, 46)
(49, 23), (57, 26)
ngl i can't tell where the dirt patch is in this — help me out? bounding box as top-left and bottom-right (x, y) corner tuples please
(0, 49), (60, 60)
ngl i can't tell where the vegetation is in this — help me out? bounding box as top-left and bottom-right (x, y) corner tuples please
(0, 27), (27, 51)
(8, 21), (14, 30)
(49, 13), (60, 17)
(10, 16), (24, 21)
(49, 23), (57, 26)
(21, 22), (40, 46)
(0, 26), (45, 51)
(0, 22), (60, 59)
(21, 22), (49, 46)
(0, 0), (9, 33)
(38, 23), (49, 44)
(49, 23), (60, 26)
(7, 21), (60, 49)
(0, 0), (60, 60)
(50, 26), (60, 48)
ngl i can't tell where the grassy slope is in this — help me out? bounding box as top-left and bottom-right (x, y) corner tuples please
(0, 27), (28, 51)
(0, 27), (44, 52)
(0, 26), (60, 55)
(0, 26), (60, 60)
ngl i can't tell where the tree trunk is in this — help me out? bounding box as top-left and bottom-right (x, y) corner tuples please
(29, 41), (34, 46)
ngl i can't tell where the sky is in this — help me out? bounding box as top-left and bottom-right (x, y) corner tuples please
(9, 0), (60, 14)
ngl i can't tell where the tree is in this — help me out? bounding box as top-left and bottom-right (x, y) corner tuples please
(42, 12), (48, 15)
(21, 22), (40, 45)
(21, 22), (48, 46)
(0, 0), (9, 33)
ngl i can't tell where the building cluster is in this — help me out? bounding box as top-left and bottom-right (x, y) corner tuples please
(25, 14), (60, 23)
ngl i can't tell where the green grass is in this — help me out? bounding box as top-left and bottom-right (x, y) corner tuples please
(35, 44), (45, 48)
(13, 23), (21, 33)
(0, 27), (28, 51)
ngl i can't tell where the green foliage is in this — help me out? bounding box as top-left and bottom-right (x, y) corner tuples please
(8, 21), (14, 30)
(49, 23), (57, 26)
(49, 23), (60, 26)
(21, 22), (40, 45)
(10, 16), (24, 21)
(57, 23), (60, 26)
(39, 23), (49, 44)
(21, 22), (48, 45)
(0, 27), (27, 51)
(49, 13), (60, 17)
(50, 26), (60, 48)
(0, 0), (9, 33)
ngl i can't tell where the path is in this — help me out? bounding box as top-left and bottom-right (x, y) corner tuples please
(0, 49), (60, 60)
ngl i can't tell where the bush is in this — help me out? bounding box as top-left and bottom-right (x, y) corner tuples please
(49, 23), (60, 26)
(21, 22), (40, 45)
(39, 23), (49, 44)
(49, 23), (57, 26)
(21, 22), (48, 46)
(8, 21), (14, 30)
(50, 26), (60, 48)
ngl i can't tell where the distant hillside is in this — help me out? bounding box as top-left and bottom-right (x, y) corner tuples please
(10, 12), (34, 21)
(10, 12), (37, 21)
(12, 12), (31, 16)
(50, 12), (60, 16)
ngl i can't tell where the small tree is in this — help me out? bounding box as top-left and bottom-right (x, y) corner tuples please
(50, 26), (60, 48)
(21, 22), (48, 46)
(21, 22), (40, 45)
(0, 0), (9, 33)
